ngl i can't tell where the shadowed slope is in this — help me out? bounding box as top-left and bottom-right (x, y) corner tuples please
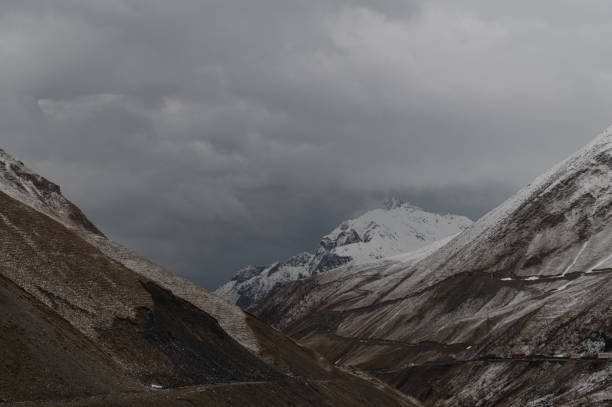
(0, 274), (138, 403)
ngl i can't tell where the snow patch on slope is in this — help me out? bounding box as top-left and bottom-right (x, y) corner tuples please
(386, 233), (460, 263)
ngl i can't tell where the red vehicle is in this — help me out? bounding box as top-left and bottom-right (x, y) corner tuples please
(512, 353), (527, 359)
(597, 353), (611, 359)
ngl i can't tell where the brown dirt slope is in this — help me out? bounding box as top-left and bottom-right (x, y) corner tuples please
(0, 189), (281, 397)
(5, 380), (415, 407)
(0, 274), (138, 403)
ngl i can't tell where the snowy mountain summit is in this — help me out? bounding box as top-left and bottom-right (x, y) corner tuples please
(215, 199), (472, 308)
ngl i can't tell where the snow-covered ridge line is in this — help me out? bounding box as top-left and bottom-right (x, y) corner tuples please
(416, 126), (612, 286)
(215, 200), (472, 309)
(0, 148), (102, 235)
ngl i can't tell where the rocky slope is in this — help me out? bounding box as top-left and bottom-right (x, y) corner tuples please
(256, 127), (612, 406)
(0, 148), (415, 406)
(215, 199), (472, 309)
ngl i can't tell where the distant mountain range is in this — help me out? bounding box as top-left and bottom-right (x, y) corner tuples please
(215, 198), (472, 308)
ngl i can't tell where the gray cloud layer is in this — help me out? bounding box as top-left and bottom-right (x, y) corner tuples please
(1, 1), (611, 288)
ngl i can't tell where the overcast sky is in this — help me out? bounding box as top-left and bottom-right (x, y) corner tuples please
(1, 1), (612, 289)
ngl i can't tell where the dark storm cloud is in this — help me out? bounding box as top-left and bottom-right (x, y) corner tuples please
(1, 1), (612, 288)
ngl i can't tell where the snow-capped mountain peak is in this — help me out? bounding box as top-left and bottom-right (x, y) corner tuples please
(215, 200), (472, 308)
(315, 201), (471, 266)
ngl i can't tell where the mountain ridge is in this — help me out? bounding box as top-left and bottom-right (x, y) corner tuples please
(215, 199), (472, 309)
(255, 127), (612, 406)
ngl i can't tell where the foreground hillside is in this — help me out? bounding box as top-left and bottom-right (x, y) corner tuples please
(216, 198), (471, 308)
(0, 148), (414, 406)
(256, 128), (612, 406)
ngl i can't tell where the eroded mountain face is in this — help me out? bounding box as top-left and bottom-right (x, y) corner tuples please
(0, 149), (415, 406)
(215, 200), (472, 309)
(0, 148), (103, 235)
(256, 128), (612, 406)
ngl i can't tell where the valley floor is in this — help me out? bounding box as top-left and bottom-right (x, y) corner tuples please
(2, 378), (419, 407)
